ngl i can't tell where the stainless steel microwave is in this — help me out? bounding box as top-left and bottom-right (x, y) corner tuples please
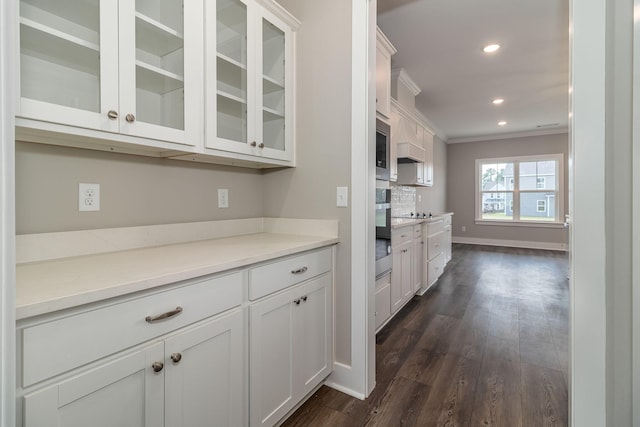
(376, 119), (391, 181)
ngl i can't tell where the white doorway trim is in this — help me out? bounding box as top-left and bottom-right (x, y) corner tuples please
(0, 0), (16, 426)
(570, 0), (608, 425)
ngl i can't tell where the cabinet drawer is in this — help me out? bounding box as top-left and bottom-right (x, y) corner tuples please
(427, 252), (445, 287)
(425, 219), (444, 235)
(21, 271), (243, 387)
(426, 232), (444, 260)
(391, 226), (413, 246)
(413, 224), (422, 238)
(248, 248), (332, 300)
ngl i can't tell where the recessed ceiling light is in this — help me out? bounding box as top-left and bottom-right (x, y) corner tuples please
(492, 98), (504, 105)
(498, 121), (507, 126)
(483, 44), (501, 53)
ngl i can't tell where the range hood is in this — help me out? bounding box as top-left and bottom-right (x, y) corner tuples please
(393, 115), (425, 163)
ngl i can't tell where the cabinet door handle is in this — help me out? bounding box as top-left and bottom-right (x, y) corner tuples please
(291, 266), (308, 275)
(145, 306), (183, 323)
(125, 113), (136, 123)
(151, 362), (164, 373)
(170, 353), (182, 363)
(301, 295), (308, 302)
(250, 141), (257, 147)
(107, 110), (118, 120)
(258, 142), (265, 148)
(294, 298), (301, 305)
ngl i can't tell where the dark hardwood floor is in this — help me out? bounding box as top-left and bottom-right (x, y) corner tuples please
(282, 244), (569, 427)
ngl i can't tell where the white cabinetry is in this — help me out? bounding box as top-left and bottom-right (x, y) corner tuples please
(391, 225), (414, 313)
(443, 213), (453, 264)
(422, 127), (434, 187)
(376, 27), (396, 119)
(18, 272), (245, 427)
(249, 249), (333, 427)
(204, 0), (297, 164)
(412, 224), (423, 292)
(423, 219), (445, 291)
(17, 0), (203, 150)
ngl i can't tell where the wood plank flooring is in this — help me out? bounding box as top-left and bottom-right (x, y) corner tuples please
(282, 244), (569, 427)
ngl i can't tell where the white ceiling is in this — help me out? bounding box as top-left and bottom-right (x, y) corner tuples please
(377, 0), (570, 143)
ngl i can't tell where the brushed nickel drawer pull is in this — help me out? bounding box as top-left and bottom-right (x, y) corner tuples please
(170, 353), (182, 363)
(145, 306), (183, 323)
(301, 295), (308, 302)
(151, 361), (164, 372)
(291, 266), (308, 275)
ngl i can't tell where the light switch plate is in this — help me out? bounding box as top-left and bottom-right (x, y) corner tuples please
(336, 186), (348, 207)
(218, 188), (229, 208)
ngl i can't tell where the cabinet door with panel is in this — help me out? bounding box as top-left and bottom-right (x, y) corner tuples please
(164, 310), (244, 427)
(249, 273), (331, 427)
(207, 0), (296, 163)
(23, 342), (164, 427)
(17, 0), (203, 147)
(391, 241), (412, 313)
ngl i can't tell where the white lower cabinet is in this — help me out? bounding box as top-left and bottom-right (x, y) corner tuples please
(18, 246), (335, 427)
(22, 310), (243, 427)
(23, 342), (164, 427)
(391, 226), (414, 314)
(164, 311), (244, 427)
(249, 273), (332, 427)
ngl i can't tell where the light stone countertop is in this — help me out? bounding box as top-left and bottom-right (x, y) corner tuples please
(17, 232), (339, 320)
(391, 212), (454, 229)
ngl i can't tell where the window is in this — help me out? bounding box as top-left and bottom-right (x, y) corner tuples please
(476, 154), (563, 224)
(537, 200), (546, 212)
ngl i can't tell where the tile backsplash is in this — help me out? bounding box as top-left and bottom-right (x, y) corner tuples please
(391, 183), (416, 217)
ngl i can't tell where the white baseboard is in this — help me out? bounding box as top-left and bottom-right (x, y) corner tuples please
(323, 362), (366, 400)
(452, 236), (568, 251)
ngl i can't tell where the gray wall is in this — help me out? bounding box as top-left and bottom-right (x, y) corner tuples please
(263, 0), (353, 366)
(446, 133), (569, 245)
(416, 135), (446, 214)
(15, 142), (264, 234)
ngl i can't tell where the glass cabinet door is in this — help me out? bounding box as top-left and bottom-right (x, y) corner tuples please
(215, 0), (249, 145)
(260, 17), (286, 153)
(18, 0), (119, 131)
(119, 0), (200, 145)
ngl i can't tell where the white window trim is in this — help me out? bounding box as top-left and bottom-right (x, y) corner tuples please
(475, 154), (564, 226)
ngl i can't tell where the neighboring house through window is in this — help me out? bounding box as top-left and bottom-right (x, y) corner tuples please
(476, 154), (563, 224)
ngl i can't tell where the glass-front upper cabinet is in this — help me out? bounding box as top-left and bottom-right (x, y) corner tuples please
(17, 0), (202, 147)
(207, 0), (297, 164)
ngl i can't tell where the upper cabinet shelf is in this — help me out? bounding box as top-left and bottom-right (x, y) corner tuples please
(134, 12), (184, 57)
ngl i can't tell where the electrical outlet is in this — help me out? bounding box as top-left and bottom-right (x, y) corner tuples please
(461, 225), (466, 232)
(218, 188), (229, 208)
(79, 183), (100, 211)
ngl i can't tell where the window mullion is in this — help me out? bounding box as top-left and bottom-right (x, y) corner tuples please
(514, 162), (520, 221)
